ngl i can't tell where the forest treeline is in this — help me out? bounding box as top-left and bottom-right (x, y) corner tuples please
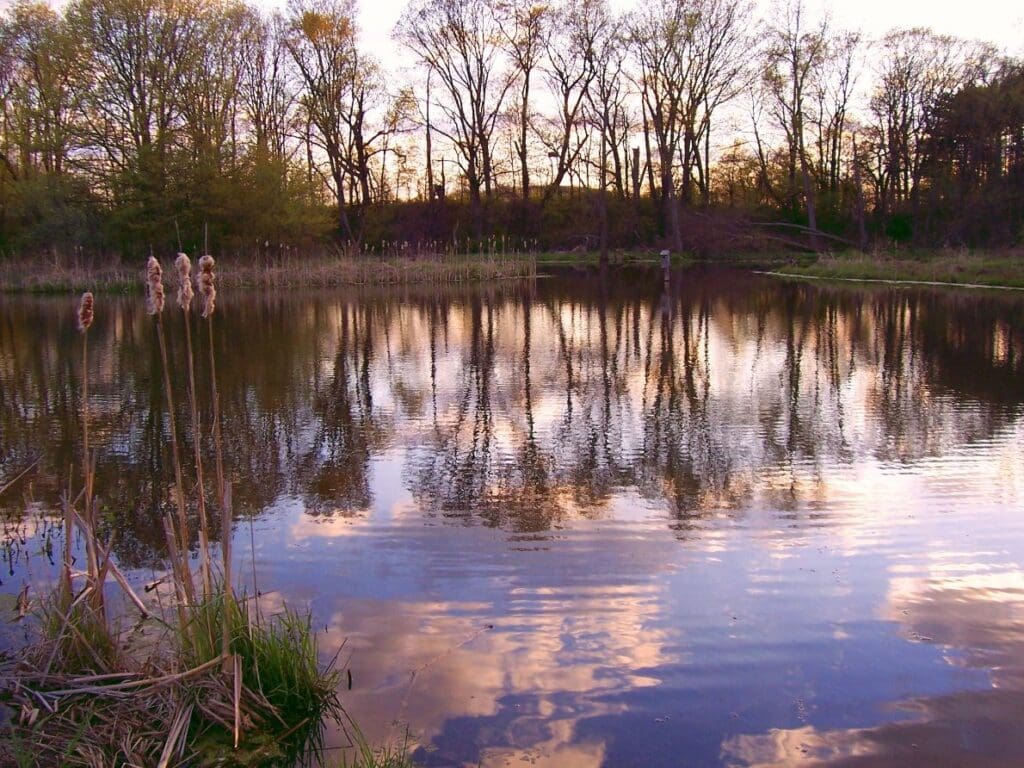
(1, 0), (1022, 258)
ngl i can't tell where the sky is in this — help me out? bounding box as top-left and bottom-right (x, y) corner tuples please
(315, 0), (1024, 74)
(5, 0), (1019, 67)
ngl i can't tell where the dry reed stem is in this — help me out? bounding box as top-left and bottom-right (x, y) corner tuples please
(30, 654), (228, 699)
(157, 702), (193, 768)
(221, 482), (233, 675)
(44, 599), (113, 673)
(162, 515), (191, 635)
(42, 576), (94, 677)
(177, 253), (213, 598)
(0, 457), (40, 499)
(60, 484), (74, 606)
(233, 652), (242, 748)
(15, 670), (142, 685)
(69, 508), (148, 619)
(208, 315), (226, 514)
(153, 312), (196, 605)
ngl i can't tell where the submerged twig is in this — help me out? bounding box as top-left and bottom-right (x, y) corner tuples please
(0, 457), (40, 501)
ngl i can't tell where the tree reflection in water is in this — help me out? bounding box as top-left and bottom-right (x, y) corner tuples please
(2, 272), (1023, 564)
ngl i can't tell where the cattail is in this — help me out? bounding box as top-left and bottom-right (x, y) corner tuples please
(146, 256), (165, 315)
(197, 254), (216, 318)
(77, 292), (94, 332)
(175, 253), (194, 312)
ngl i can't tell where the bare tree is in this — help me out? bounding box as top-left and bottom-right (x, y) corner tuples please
(537, 0), (603, 203)
(67, 0), (207, 175)
(586, 8), (631, 198)
(396, 0), (514, 235)
(867, 28), (996, 217)
(286, 0), (396, 242)
(499, 0), (547, 202)
(687, 0), (752, 205)
(630, 0), (690, 251)
(1, 2), (83, 178)
(179, 0), (249, 174)
(762, 0), (827, 246)
(631, 0), (751, 249)
(808, 30), (860, 197)
(238, 10), (296, 163)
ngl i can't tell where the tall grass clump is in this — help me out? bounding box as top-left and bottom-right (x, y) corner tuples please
(0, 255), (344, 766)
(185, 594), (340, 733)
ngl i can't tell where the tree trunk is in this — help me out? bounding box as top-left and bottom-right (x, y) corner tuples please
(519, 77), (530, 204)
(852, 132), (868, 251)
(641, 98), (657, 199)
(599, 132), (609, 269)
(425, 73), (434, 201)
(632, 146), (641, 202)
(798, 138), (820, 251)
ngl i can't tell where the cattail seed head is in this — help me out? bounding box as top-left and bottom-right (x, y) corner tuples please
(146, 256), (165, 315)
(77, 292), (94, 333)
(175, 253), (194, 312)
(197, 254), (216, 318)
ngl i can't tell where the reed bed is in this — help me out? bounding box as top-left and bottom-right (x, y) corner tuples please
(238, 254), (535, 288)
(0, 255), (344, 766)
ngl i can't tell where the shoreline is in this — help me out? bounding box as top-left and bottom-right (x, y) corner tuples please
(6, 250), (1024, 295)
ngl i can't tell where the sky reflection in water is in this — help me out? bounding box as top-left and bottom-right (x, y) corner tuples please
(2, 270), (1024, 766)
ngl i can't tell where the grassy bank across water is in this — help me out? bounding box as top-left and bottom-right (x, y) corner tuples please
(771, 250), (1024, 290)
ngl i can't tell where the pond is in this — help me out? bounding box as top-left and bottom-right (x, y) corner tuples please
(2, 268), (1024, 766)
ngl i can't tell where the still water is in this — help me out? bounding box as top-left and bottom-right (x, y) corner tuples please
(3, 269), (1024, 766)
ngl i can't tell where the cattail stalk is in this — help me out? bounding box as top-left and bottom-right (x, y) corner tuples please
(147, 256), (196, 604)
(75, 293), (104, 616)
(177, 253), (213, 598)
(199, 256), (226, 512)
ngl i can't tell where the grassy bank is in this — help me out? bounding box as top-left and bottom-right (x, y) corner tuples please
(772, 249), (1024, 289)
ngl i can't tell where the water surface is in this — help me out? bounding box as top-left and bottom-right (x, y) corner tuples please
(2, 269), (1024, 766)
